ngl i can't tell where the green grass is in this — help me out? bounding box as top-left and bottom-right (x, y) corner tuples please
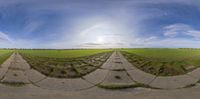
(19, 49), (113, 78)
(121, 48), (200, 60)
(121, 48), (200, 76)
(0, 50), (13, 65)
(18, 49), (113, 58)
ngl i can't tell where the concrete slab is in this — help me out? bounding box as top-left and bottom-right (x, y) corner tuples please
(122, 62), (137, 70)
(187, 68), (200, 79)
(1, 70), (30, 83)
(83, 69), (109, 84)
(9, 62), (30, 71)
(100, 53), (115, 69)
(119, 53), (137, 70)
(149, 75), (198, 89)
(15, 54), (27, 63)
(35, 77), (93, 91)
(110, 62), (125, 70)
(113, 58), (121, 63)
(101, 71), (135, 85)
(101, 62), (113, 69)
(25, 69), (46, 83)
(127, 69), (156, 85)
(2, 80), (200, 99)
(0, 68), (8, 79)
(61, 78), (94, 91)
(0, 53), (14, 68)
(101, 51), (126, 70)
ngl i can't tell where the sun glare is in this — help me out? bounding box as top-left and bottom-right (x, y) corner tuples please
(74, 21), (129, 48)
(96, 36), (105, 44)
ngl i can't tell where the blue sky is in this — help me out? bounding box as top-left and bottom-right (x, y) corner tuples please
(0, 0), (200, 48)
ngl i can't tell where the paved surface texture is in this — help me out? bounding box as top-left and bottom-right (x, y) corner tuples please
(0, 84), (200, 99)
(1, 51), (200, 99)
(1, 53), (30, 84)
(118, 52), (200, 89)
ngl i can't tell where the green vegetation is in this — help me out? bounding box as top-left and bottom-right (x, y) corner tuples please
(121, 48), (200, 60)
(18, 49), (112, 58)
(19, 49), (113, 78)
(121, 48), (200, 76)
(0, 50), (13, 65)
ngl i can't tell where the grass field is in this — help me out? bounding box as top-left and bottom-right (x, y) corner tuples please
(0, 50), (13, 65)
(18, 49), (113, 58)
(121, 48), (200, 76)
(3, 48), (200, 76)
(19, 49), (113, 78)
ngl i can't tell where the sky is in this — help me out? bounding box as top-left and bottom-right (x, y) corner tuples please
(0, 0), (200, 48)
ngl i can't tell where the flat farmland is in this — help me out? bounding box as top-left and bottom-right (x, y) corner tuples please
(19, 49), (113, 78)
(18, 49), (113, 58)
(121, 48), (200, 76)
(0, 50), (13, 65)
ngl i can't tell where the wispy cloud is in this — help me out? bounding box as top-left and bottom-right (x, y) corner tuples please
(146, 38), (200, 48)
(0, 31), (12, 42)
(23, 20), (44, 34)
(163, 23), (200, 39)
(0, 31), (42, 48)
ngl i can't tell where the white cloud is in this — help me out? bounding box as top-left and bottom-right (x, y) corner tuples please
(147, 38), (200, 48)
(23, 20), (44, 34)
(163, 23), (200, 39)
(127, 36), (200, 48)
(0, 31), (41, 48)
(187, 30), (200, 39)
(163, 23), (190, 37)
(129, 36), (158, 47)
(0, 31), (13, 42)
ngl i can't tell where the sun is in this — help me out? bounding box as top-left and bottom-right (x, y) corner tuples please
(76, 22), (127, 48)
(96, 36), (105, 44)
